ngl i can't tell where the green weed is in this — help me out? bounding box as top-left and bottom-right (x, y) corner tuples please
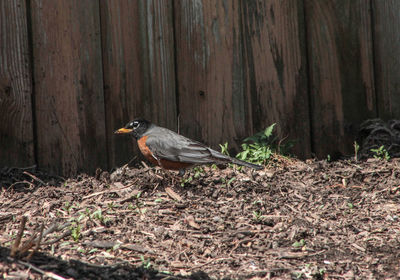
(140, 255), (152, 269)
(326, 154), (331, 162)
(62, 202), (77, 214)
(371, 145), (390, 160)
(221, 177), (236, 188)
(219, 142), (230, 156)
(180, 176), (193, 187)
(70, 222), (81, 242)
(353, 141), (360, 161)
(252, 211), (263, 221)
(292, 239), (306, 248)
(236, 123), (293, 165)
(193, 166), (205, 178)
(91, 209), (110, 224)
(347, 202), (354, 209)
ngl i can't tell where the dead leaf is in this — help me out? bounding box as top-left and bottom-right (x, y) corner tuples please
(185, 215), (200, 229)
(165, 187), (182, 201)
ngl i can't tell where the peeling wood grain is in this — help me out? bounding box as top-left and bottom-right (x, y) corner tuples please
(0, 0), (35, 167)
(100, 0), (177, 168)
(31, 0), (107, 175)
(175, 0), (251, 151)
(305, 0), (376, 158)
(373, 0), (400, 119)
(241, 0), (311, 158)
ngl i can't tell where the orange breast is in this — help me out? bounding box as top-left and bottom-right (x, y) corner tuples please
(137, 136), (192, 170)
(137, 136), (158, 166)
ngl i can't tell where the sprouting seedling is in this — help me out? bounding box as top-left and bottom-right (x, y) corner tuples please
(353, 141), (360, 161)
(370, 145), (390, 161)
(219, 142), (230, 156)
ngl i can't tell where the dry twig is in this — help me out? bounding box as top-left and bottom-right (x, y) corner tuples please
(10, 216), (27, 257)
(27, 223), (44, 260)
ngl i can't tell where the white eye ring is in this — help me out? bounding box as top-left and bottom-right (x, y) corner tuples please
(133, 122), (139, 128)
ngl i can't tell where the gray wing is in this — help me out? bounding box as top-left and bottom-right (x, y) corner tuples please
(144, 127), (230, 164)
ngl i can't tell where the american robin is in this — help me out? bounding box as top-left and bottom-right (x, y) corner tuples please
(115, 118), (263, 172)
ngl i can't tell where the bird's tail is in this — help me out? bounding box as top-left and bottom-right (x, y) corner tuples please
(209, 149), (263, 170)
(230, 158), (264, 170)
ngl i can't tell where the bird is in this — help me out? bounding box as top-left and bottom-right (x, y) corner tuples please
(114, 118), (263, 173)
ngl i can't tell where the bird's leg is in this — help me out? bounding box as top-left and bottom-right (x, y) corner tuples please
(154, 157), (178, 186)
(162, 169), (183, 187)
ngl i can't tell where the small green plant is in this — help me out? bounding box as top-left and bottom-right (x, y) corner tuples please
(236, 123), (292, 165)
(293, 271), (303, 279)
(70, 222), (81, 242)
(180, 176), (193, 187)
(326, 154), (331, 162)
(292, 239), (306, 248)
(62, 202), (77, 214)
(193, 166), (205, 178)
(77, 211), (87, 222)
(219, 142), (230, 156)
(91, 208), (110, 224)
(140, 255), (152, 269)
(77, 247), (85, 254)
(60, 241), (70, 247)
(253, 200), (263, 205)
(353, 141), (360, 161)
(253, 211), (263, 221)
(107, 202), (116, 210)
(112, 242), (121, 251)
(91, 209), (103, 221)
(88, 248), (98, 254)
(371, 145), (390, 160)
(319, 268), (326, 276)
(222, 177), (236, 188)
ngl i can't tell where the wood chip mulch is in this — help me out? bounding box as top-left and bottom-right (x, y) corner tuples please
(1, 158), (400, 279)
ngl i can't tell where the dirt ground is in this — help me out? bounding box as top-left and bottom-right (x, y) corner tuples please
(1, 157), (400, 279)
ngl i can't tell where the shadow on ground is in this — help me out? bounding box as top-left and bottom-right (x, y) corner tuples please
(0, 246), (210, 280)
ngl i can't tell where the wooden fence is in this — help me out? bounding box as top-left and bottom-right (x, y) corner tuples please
(1, 0), (399, 175)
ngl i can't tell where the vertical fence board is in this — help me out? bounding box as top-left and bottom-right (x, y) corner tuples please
(31, 0), (106, 175)
(0, 0), (34, 168)
(373, 0), (400, 119)
(174, 0), (250, 151)
(100, 0), (177, 168)
(305, 0), (376, 158)
(241, 0), (310, 158)
(2, 1), (396, 173)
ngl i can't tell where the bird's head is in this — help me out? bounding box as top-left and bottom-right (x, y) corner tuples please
(114, 118), (151, 139)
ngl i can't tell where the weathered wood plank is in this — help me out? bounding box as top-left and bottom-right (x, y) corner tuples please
(100, 0), (177, 168)
(373, 0), (400, 119)
(0, 0), (35, 167)
(305, 0), (376, 158)
(241, 0), (311, 158)
(31, 0), (107, 175)
(174, 0), (250, 151)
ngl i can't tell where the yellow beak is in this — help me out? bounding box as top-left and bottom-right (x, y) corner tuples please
(114, 127), (133, 134)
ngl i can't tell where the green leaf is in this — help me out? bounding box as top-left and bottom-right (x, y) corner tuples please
(264, 123), (276, 138)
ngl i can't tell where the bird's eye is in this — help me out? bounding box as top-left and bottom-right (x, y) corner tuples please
(133, 121), (139, 128)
